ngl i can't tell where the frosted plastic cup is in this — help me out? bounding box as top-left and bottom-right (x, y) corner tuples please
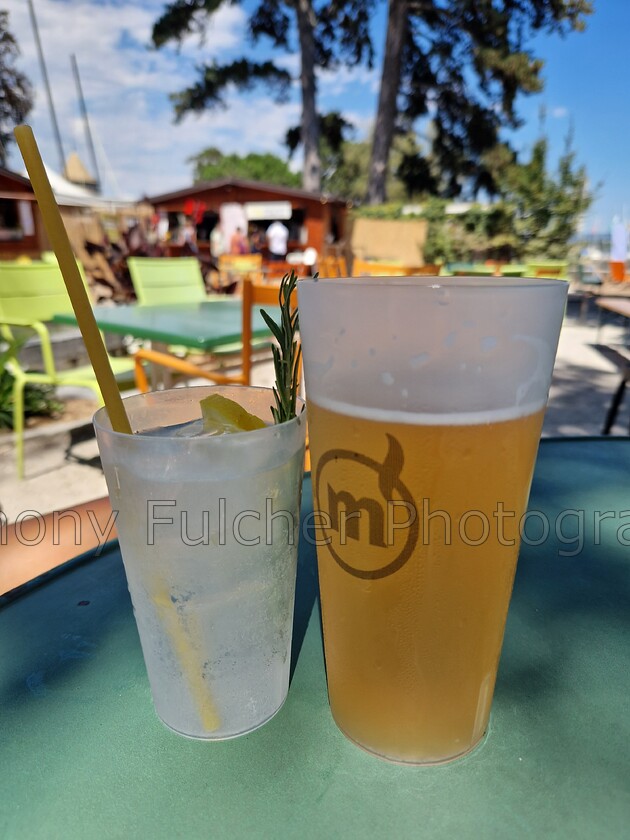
(93, 385), (306, 740)
(298, 276), (567, 764)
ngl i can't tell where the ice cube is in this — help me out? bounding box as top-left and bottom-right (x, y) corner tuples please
(137, 418), (226, 438)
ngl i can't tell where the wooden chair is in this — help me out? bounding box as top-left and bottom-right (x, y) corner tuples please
(217, 254), (263, 291)
(319, 255), (341, 278)
(0, 262), (135, 478)
(414, 264), (441, 275)
(317, 254), (349, 278)
(263, 259), (305, 282)
(133, 277), (297, 392)
(352, 259), (427, 277)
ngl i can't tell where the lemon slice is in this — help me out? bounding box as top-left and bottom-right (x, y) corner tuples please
(200, 393), (266, 434)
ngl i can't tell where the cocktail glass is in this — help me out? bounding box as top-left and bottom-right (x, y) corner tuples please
(94, 385), (306, 739)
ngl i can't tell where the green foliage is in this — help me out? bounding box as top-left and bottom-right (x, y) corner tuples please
(260, 272), (301, 424)
(0, 10), (33, 166)
(0, 339), (64, 429)
(321, 132), (430, 201)
(286, 111), (356, 190)
(286, 111), (354, 159)
(188, 147), (300, 187)
(151, 0), (375, 190)
(353, 202), (406, 220)
(368, 0), (593, 203)
(0, 369), (64, 430)
(352, 127), (591, 263)
(322, 138), (371, 201)
(170, 59), (291, 121)
(496, 132), (593, 260)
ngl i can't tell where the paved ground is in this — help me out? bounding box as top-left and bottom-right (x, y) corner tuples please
(0, 297), (628, 524)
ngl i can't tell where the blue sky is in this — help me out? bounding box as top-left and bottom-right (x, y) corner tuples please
(3, 0), (626, 232)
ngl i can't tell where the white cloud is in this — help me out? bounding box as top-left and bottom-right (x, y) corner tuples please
(318, 63), (380, 98)
(5, 0), (297, 197)
(551, 106), (569, 119)
(5, 0), (381, 198)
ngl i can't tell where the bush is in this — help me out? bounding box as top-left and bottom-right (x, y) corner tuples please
(0, 364), (64, 430)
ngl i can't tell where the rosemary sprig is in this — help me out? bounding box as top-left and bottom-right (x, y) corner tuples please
(260, 270), (301, 424)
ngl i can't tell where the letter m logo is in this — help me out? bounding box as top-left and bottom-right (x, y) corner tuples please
(327, 485), (386, 547)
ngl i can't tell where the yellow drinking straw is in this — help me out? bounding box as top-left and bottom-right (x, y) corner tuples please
(13, 125), (132, 435)
(14, 126), (220, 731)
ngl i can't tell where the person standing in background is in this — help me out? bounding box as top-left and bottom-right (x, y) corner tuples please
(210, 224), (225, 259)
(266, 220), (289, 260)
(229, 227), (249, 255)
(249, 225), (265, 254)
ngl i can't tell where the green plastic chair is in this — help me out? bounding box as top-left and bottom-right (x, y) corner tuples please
(526, 261), (569, 280)
(499, 264), (527, 277)
(127, 257), (209, 306)
(447, 263), (496, 276)
(0, 262), (135, 478)
(127, 256), (270, 359)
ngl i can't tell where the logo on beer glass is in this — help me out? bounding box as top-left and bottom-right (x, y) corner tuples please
(315, 434), (419, 579)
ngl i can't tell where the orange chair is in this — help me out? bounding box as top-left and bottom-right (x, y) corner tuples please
(217, 254), (264, 291)
(610, 261), (626, 282)
(352, 258), (428, 277)
(319, 254), (350, 278)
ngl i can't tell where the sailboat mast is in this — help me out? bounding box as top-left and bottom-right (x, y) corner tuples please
(71, 54), (101, 193)
(27, 0), (66, 173)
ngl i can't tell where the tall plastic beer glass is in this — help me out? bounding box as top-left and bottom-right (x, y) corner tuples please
(298, 276), (567, 764)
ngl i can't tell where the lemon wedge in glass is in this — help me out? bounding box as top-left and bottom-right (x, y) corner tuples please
(200, 394), (266, 434)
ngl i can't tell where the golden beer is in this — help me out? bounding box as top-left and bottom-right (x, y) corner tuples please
(309, 399), (545, 764)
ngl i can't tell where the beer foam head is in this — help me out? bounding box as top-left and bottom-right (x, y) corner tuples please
(298, 277), (567, 418)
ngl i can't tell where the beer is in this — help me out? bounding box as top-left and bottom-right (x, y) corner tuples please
(309, 398), (545, 764)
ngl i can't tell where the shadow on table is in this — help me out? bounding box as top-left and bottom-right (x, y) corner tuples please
(0, 480), (324, 704)
(496, 440), (630, 708)
(290, 479), (321, 681)
(0, 544), (135, 709)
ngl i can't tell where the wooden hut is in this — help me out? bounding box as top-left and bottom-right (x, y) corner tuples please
(0, 167), (47, 259)
(146, 178), (348, 260)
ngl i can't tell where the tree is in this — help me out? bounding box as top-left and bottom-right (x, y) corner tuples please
(351, 126), (592, 262)
(0, 11), (33, 167)
(188, 147), (301, 187)
(151, 0), (373, 193)
(498, 130), (592, 259)
(285, 110), (354, 190)
(367, 0), (592, 204)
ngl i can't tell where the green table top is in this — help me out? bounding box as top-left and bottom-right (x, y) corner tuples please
(54, 300), (278, 350)
(1, 439), (629, 838)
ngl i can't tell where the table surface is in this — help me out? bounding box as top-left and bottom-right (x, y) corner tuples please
(1, 439), (629, 838)
(54, 299), (279, 350)
(596, 297), (630, 318)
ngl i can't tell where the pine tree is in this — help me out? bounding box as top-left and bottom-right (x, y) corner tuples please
(0, 11), (33, 167)
(367, 0), (592, 204)
(151, 0), (372, 193)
